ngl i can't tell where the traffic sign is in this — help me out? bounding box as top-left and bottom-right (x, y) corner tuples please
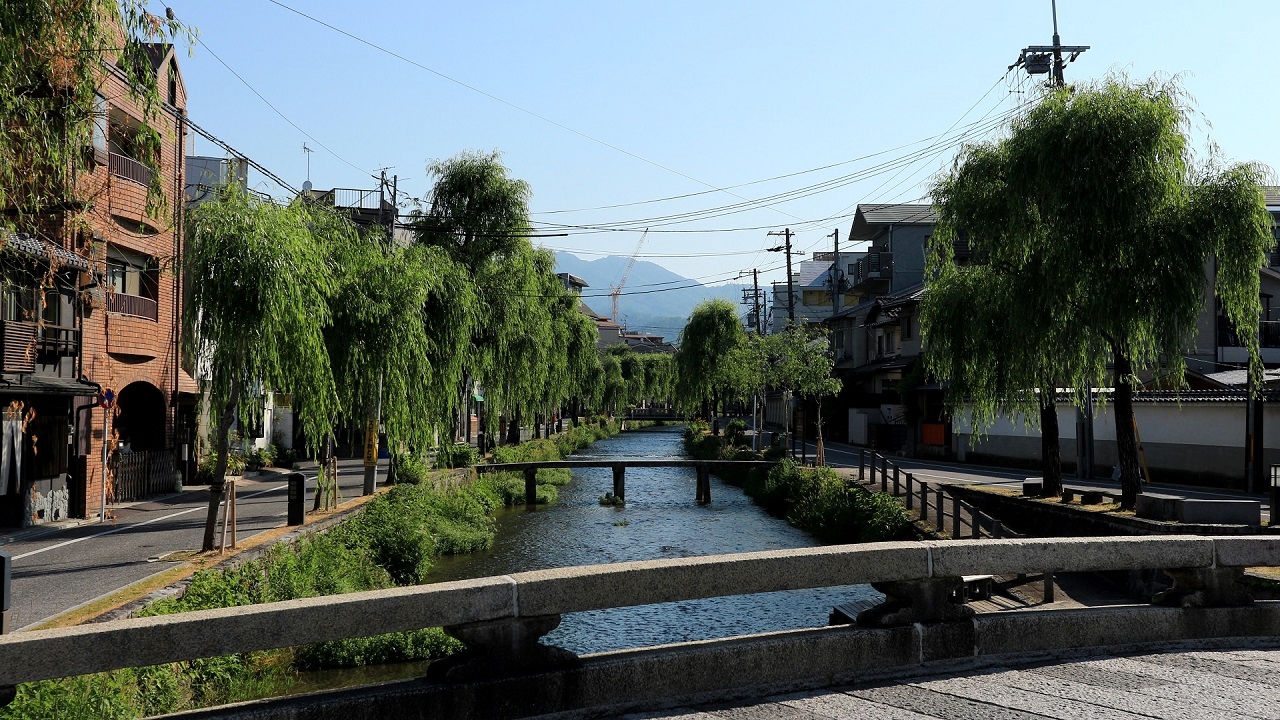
(98, 388), (115, 409)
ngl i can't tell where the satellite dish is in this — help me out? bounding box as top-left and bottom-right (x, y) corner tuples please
(302, 180), (313, 192)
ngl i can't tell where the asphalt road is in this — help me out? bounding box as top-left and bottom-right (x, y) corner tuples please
(2, 459), (379, 630)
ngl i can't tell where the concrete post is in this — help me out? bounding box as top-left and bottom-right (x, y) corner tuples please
(858, 449), (866, 482)
(992, 520), (1003, 538)
(1153, 567), (1253, 607)
(952, 497), (961, 538)
(1044, 573), (1056, 603)
(905, 474), (914, 510)
(971, 509), (981, 539)
(524, 468), (538, 506)
(612, 465), (626, 503)
(868, 455), (876, 486)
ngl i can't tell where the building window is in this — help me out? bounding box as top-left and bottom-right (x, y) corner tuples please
(92, 94), (108, 165)
(902, 315), (912, 340)
(106, 254), (159, 301)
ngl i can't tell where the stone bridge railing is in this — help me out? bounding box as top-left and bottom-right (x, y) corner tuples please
(3, 536), (1280, 719)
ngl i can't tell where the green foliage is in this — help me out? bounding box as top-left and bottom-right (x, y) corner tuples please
(599, 492), (625, 506)
(675, 299), (747, 415)
(392, 452), (432, 484)
(923, 76), (1274, 502)
(0, 1), (192, 234)
(725, 419), (748, 448)
(434, 443), (477, 469)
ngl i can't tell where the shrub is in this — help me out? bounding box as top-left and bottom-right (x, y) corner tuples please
(434, 443), (476, 469)
(725, 419), (747, 448)
(392, 452), (431, 484)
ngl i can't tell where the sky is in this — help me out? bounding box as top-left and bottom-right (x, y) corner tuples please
(163, 1), (1280, 290)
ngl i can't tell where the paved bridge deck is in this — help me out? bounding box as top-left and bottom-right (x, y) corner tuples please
(627, 642), (1280, 719)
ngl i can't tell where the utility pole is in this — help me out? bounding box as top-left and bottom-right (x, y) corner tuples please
(828, 228), (842, 317)
(767, 228), (798, 326)
(753, 268), (763, 334)
(1011, 0), (1088, 89)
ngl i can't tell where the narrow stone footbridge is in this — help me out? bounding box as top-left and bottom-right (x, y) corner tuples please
(474, 459), (776, 505)
(1, 535), (1278, 719)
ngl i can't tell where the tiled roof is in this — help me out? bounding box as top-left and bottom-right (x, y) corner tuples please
(3, 231), (92, 271)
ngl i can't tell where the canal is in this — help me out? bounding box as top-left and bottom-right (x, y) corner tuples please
(427, 425), (878, 654)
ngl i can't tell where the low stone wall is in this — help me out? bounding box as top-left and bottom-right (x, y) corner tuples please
(167, 607), (1280, 720)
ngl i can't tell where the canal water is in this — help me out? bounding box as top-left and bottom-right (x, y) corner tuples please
(427, 426), (878, 655)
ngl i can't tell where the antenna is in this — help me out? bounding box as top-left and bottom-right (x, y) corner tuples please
(302, 143), (314, 190)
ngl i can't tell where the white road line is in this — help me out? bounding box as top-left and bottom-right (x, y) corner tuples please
(11, 480), (305, 561)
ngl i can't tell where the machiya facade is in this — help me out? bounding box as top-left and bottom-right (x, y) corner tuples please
(0, 42), (197, 528)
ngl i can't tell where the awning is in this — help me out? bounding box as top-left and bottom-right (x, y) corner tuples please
(3, 231), (93, 272)
(0, 375), (101, 397)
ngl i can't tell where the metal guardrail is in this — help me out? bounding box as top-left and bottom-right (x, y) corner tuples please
(106, 293), (158, 320)
(856, 449), (1013, 540)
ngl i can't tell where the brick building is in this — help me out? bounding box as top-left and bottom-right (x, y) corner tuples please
(0, 37), (196, 528)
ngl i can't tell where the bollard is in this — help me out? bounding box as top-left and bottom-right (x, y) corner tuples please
(859, 450), (866, 482)
(905, 474), (914, 510)
(893, 466), (901, 496)
(286, 472), (307, 526)
(868, 455), (876, 486)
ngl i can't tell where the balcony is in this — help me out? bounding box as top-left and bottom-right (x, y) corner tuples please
(107, 293), (158, 321)
(851, 251), (893, 290)
(109, 152), (153, 187)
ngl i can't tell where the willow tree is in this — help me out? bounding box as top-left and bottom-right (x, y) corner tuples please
(1, 1), (191, 233)
(411, 150), (532, 441)
(327, 235), (473, 488)
(923, 77), (1273, 507)
(676, 298), (746, 419)
(185, 185), (338, 551)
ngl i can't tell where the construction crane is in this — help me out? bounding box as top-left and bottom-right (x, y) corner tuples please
(610, 228), (648, 324)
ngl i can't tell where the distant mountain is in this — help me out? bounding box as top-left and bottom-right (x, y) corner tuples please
(554, 252), (747, 340)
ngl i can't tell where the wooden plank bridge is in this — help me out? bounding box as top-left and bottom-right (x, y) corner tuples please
(473, 460), (777, 505)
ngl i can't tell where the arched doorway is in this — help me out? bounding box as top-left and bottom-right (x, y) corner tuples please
(115, 381), (167, 451)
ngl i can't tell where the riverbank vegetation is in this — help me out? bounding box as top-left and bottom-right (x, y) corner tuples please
(684, 423), (913, 544)
(0, 420), (635, 719)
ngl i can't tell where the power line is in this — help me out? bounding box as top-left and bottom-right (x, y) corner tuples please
(186, 116), (299, 195)
(194, 36), (374, 180)
(264, 0), (810, 226)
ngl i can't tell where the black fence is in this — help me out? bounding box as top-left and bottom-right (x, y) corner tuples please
(110, 450), (177, 503)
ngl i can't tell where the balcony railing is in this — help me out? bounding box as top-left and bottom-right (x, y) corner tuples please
(1218, 317), (1280, 349)
(107, 293), (158, 321)
(108, 151), (153, 187)
(38, 326), (80, 359)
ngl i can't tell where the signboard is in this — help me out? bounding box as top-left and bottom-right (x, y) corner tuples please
(363, 420), (378, 467)
(98, 388), (115, 409)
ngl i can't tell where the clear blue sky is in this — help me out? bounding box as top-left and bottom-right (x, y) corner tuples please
(164, 1), (1279, 288)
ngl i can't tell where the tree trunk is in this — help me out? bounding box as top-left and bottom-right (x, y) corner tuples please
(1113, 349), (1143, 509)
(202, 377), (241, 552)
(507, 408), (522, 445)
(1039, 389), (1062, 497)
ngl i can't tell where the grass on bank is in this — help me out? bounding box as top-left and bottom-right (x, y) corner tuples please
(683, 420), (915, 544)
(0, 419), (626, 720)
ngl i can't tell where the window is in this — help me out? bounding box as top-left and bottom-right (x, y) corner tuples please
(106, 249), (159, 300)
(4, 286), (34, 323)
(902, 314), (912, 340)
(92, 94), (108, 165)
(42, 289), (61, 327)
